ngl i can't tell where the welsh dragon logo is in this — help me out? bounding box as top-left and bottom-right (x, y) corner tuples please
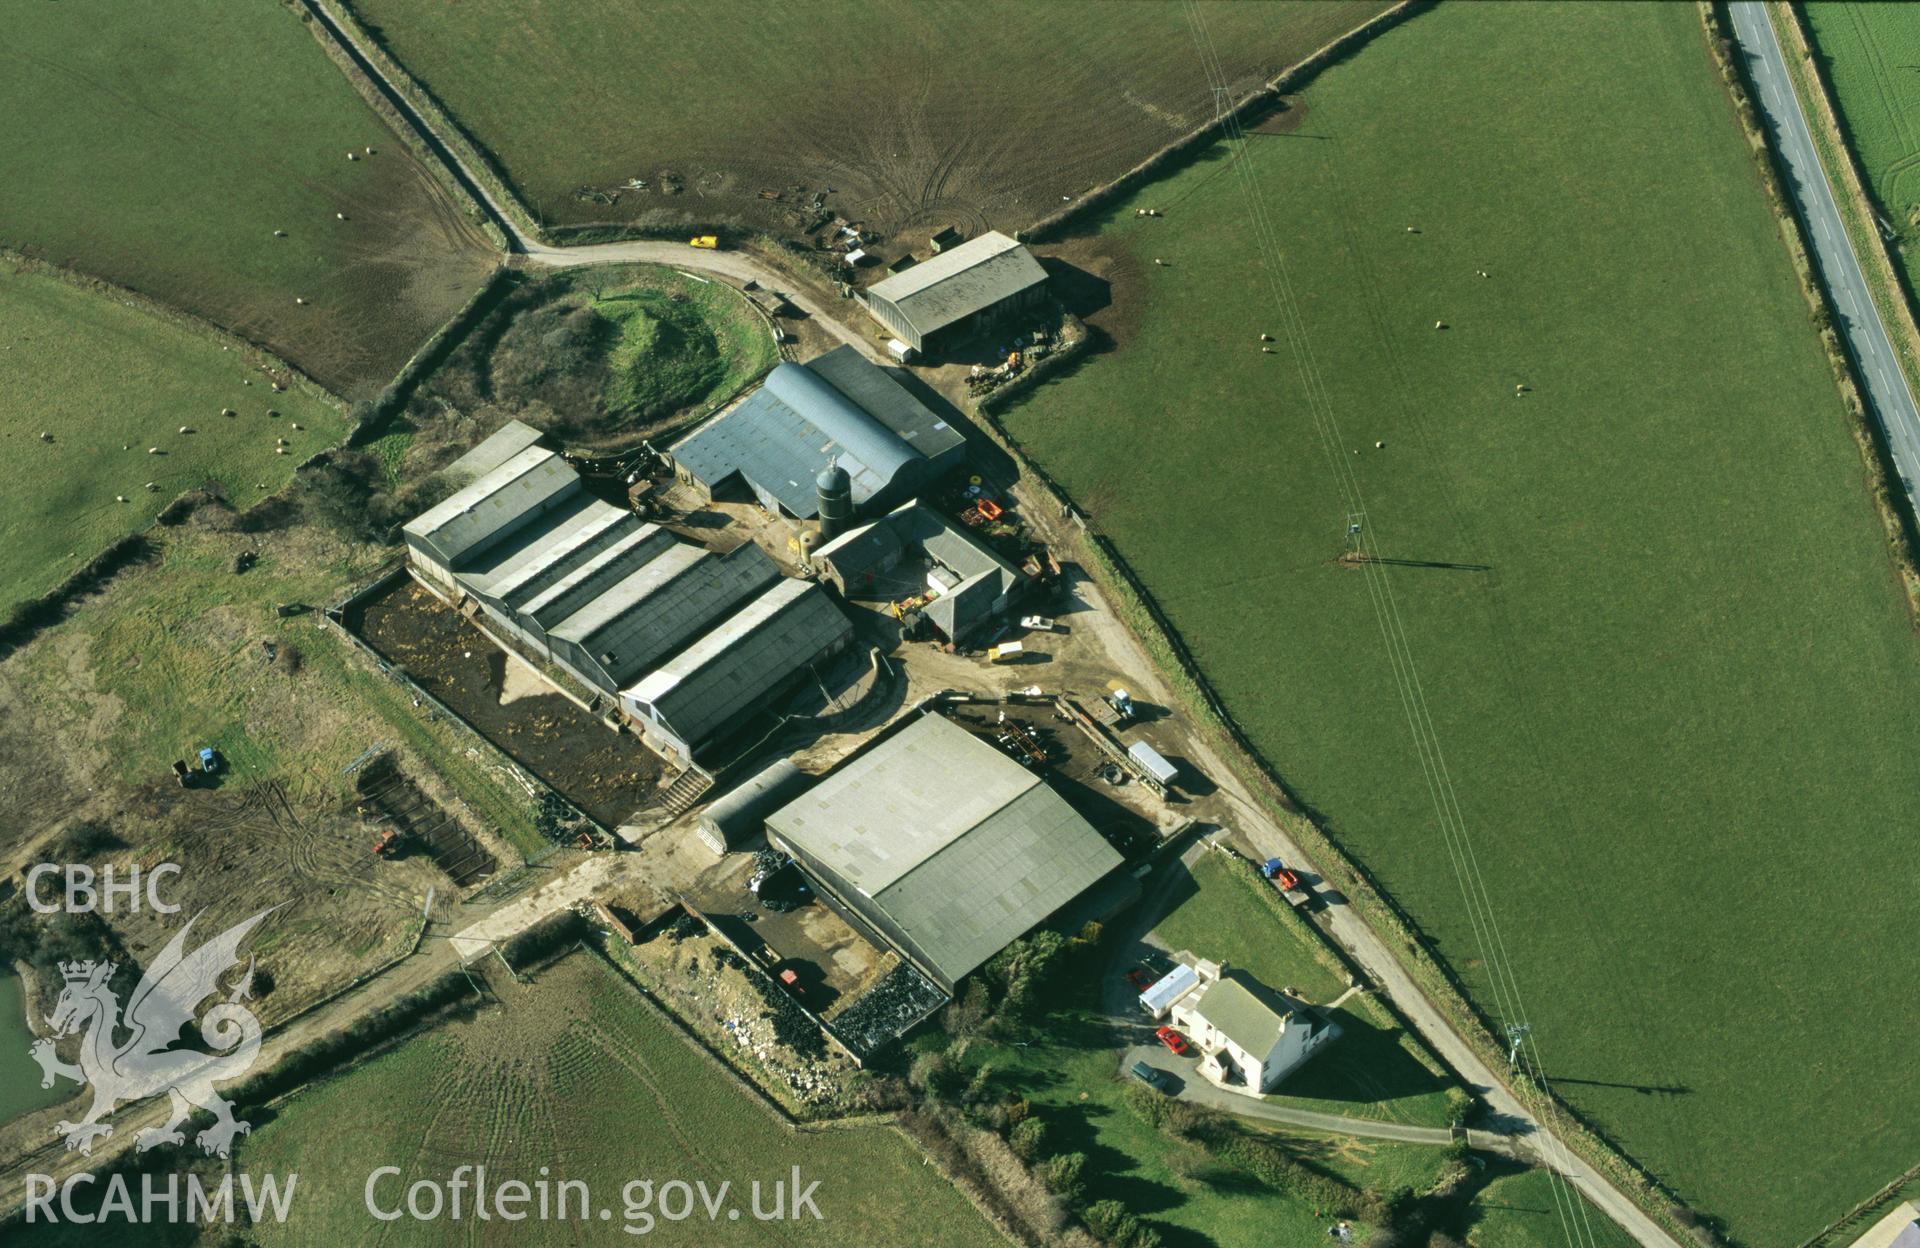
(28, 907), (277, 1158)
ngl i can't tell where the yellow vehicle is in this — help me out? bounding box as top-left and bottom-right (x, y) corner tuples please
(689, 235), (719, 249)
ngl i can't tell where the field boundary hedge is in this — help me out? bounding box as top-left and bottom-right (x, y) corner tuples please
(1704, 1), (1920, 621)
(346, 263), (515, 445)
(319, 0), (551, 246)
(284, 0), (508, 253)
(1019, 0), (1435, 245)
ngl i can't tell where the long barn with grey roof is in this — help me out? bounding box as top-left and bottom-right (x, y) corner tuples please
(765, 711), (1121, 989)
(856, 231), (1048, 353)
(401, 419), (853, 762)
(667, 345), (964, 521)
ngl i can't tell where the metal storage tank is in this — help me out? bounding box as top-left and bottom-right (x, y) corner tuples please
(696, 758), (813, 853)
(816, 461), (854, 538)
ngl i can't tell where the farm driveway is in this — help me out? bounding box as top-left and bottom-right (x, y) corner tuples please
(1115, 1043), (1514, 1153)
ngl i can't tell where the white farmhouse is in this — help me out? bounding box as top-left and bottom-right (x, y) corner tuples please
(1151, 958), (1337, 1096)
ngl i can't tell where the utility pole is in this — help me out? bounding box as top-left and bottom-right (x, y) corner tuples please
(1505, 1022), (1531, 1071)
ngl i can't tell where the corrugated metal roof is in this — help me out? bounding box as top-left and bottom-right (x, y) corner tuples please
(402, 446), (578, 566)
(625, 579), (851, 748)
(669, 354), (939, 518)
(769, 714), (1034, 895)
(767, 712), (1120, 984)
(439, 418), (546, 488)
(806, 345), (965, 462)
(876, 783), (1120, 982)
(550, 543), (778, 688)
(520, 523), (677, 630)
(861, 232), (1047, 338)
(462, 497), (633, 609)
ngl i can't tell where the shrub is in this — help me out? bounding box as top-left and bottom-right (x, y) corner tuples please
(909, 1050), (960, 1099)
(1009, 1115), (1048, 1162)
(1040, 1151), (1088, 1203)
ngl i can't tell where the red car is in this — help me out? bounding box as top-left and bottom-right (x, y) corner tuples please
(1154, 1026), (1191, 1056)
(1126, 967), (1154, 991)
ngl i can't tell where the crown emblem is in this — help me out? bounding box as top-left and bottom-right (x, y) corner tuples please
(59, 960), (104, 983)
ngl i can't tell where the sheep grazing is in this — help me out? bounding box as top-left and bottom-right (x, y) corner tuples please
(273, 229), (287, 238)
(295, 297), (307, 305)
(1153, 258), (1166, 266)
(1260, 346), (1274, 354)
(1434, 321), (1447, 330)
(364, 146), (374, 155)
(267, 409), (281, 418)
(1375, 440), (1385, 449)
(39, 431), (52, 443)
(1406, 226), (1419, 234)
(276, 447), (288, 456)
(276, 437), (288, 446)
(221, 407), (236, 417)
(148, 446), (162, 455)
(347, 151), (358, 161)
(1259, 333), (1273, 342)
(146, 482), (158, 491)
(116, 495), (128, 504)
(335, 212), (347, 221)
(290, 422), (304, 431)
(178, 426), (193, 435)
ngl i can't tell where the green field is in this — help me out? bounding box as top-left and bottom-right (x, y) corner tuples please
(1804, 4), (1920, 307)
(1151, 853), (1457, 1129)
(344, 0), (1389, 238)
(0, 0), (497, 395)
(1002, 2), (1920, 1240)
(1465, 1169), (1635, 1248)
(239, 954), (1008, 1247)
(0, 265), (344, 613)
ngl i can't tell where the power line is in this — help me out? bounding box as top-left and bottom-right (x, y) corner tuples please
(1175, 7), (1600, 1243)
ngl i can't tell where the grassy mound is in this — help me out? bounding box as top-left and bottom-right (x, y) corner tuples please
(595, 289), (727, 420)
(481, 266), (775, 447)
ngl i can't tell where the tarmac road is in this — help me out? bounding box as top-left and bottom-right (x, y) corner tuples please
(1728, 1), (1920, 505)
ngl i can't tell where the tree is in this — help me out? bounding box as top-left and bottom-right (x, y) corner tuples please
(1009, 1116), (1048, 1163)
(1040, 1151), (1087, 1204)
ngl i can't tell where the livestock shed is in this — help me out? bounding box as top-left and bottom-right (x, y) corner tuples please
(668, 345), (965, 521)
(620, 578), (854, 762)
(403, 420), (853, 760)
(815, 502), (1026, 643)
(697, 758), (814, 854)
(765, 711), (1122, 990)
(857, 231), (1048, 354)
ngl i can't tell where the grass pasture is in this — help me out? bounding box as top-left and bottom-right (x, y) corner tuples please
(240, 953), (1008, 1248)
(0, 264), (344, 614)
(0, 0), (497, 395)
(1003, 2), (1920, 1240)
(344, 0), (1391, 239)
(1803, 4), (1920, 306)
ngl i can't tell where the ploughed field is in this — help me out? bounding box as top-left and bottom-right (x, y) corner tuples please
(342, 0), (1391, 240)
(0, 0), (497, 395)
(1003, 2), (1920, 1241)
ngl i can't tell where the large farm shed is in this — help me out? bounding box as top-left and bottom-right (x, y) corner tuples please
(857, 231), (1048, 354)
(402, 421), (852, 762)
(765, 711), (1122, 990)
(668, 345), (965, 521)
(815, 502), (1027, 643)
